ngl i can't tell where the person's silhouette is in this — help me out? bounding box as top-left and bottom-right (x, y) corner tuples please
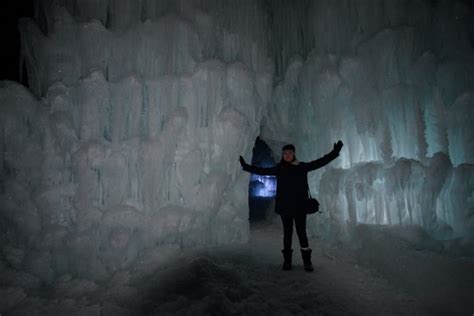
(239, 140), (343, 271)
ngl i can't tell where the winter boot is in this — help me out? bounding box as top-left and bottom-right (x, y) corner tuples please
(281, 249), (293, 270)
(301, 248), (314, 272)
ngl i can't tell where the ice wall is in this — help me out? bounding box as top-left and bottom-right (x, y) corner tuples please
(264, 0), (474, 167)
(260, 0), (474, 239)
(2, 0), (273, 286)
(20, 0), (271, 96)
(316, 153), (474, 239)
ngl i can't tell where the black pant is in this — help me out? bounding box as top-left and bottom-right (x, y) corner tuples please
(280, 214), (309, 250)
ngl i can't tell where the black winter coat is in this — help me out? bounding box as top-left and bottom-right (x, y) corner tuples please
(242, 149), (339, 215)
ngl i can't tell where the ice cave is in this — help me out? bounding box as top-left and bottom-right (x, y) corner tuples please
(0, 0), (473, 314)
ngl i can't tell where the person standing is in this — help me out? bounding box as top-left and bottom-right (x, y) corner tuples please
(239, 140), (343, 271)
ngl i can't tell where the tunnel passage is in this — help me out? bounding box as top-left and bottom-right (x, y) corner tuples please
(248, 137), (277, 222)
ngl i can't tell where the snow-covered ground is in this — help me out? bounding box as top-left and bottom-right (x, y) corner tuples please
(4, 220), (473, 315)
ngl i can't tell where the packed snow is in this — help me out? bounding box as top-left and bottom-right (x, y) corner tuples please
(2, 222), (473, 315)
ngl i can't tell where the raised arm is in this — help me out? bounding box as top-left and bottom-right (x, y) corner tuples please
(305, 141), (343, 172)
(239, 156), (278, 176)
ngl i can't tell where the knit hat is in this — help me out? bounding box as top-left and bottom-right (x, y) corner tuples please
(282, 144), (295, 152)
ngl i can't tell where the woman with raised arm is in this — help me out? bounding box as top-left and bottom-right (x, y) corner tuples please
(239, 140), (343, 272)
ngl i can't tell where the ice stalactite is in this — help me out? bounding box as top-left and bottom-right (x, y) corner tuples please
(448, 93), (474, 166)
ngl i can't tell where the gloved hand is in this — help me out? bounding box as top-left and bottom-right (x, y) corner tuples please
(333, 140), (343, 153)
(239, 155), (246, 167)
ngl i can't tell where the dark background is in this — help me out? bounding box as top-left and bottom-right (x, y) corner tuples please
(1, 0), (33, 82)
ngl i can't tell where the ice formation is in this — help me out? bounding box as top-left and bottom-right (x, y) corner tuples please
(0, 0), (473, 313)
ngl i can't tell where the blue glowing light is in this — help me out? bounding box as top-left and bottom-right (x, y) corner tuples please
(249, 174), (276, 197)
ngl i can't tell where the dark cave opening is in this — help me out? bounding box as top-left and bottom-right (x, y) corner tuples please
(248, 137), (277, 222)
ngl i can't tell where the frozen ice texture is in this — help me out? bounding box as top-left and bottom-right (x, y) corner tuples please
(1, 0), (473, 311)
(317, 154), (474, 239)
(4, 1), (274, 291)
